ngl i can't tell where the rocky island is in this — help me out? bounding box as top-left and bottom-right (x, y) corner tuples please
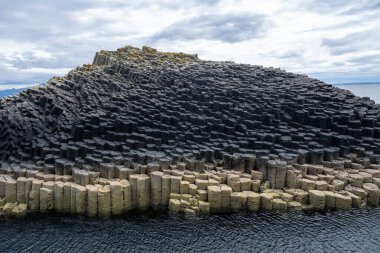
(0, 46), (380, 218)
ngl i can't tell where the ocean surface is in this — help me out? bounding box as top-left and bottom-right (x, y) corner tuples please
(334, 82), (380, 103)
(1, 208), (380, 253)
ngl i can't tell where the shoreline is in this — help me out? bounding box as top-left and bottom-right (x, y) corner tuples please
(1, 156), (380, 218)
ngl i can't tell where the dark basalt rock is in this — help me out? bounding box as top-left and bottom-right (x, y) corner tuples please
(0, 45), (379, 176)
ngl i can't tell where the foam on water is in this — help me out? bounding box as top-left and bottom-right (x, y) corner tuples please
(1, 208), (380, 253)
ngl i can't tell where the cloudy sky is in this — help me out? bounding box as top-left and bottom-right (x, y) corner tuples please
(0, 0), (379, 87)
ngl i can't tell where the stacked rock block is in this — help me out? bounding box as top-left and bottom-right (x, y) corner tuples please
(0, 45), (379, 217)
(1, 155), (380, 217)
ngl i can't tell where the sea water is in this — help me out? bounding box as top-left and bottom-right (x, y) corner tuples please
(1, 209), (380, 252)
(334, 83), (380, 103)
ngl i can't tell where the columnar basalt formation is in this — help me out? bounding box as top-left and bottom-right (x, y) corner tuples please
(0, 45), (380, 217)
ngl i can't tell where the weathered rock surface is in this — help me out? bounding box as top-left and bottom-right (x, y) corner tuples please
(0, 45), (379, 217)
(0, 45), (379, 177)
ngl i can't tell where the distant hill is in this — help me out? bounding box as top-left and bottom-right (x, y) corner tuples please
(0, 88), (28, 98)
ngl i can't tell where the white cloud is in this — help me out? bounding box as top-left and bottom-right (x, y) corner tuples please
(0, 0), (379, 85)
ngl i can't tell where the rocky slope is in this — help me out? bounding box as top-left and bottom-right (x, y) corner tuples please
(0, 46), (380, 217)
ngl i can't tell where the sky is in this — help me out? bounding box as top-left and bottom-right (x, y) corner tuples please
(0, 0), (379, 88)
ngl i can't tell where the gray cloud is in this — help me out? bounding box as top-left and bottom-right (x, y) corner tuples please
(0, 0), (223, 74)
(0, 0), (379, 86)
(321, 39), (359, 55)
(339, 1), (380, 15)
(321, 30), (380, 56)
(0, 1), (97, 40)
(350, 54), (380, 65)
(133, 0), (220, 9)
(273, 50), (303, 59)
(303, 0), (359, 14)
(0, 0), (147, 84)
(150, 13), (269, 43)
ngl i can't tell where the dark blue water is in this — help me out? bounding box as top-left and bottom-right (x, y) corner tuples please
(1, 208), (380, 252)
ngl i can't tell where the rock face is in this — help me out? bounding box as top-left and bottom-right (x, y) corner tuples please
(0, 45), (380, 217)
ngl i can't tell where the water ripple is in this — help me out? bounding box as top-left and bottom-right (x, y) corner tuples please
(1, 209), (380, 252)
